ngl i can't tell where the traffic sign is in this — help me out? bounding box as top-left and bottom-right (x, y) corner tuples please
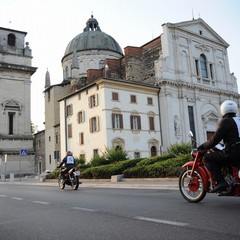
(20, 149), (28, 156)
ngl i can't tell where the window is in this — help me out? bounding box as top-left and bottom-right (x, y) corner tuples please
(55, 134), (59, 144)
(112, 113), (123, 129)
(78, 93), (81, 100)
(134, 152), (140, 159)
(200, 54), (208, 78)
(65, 66), (69, 79)
(149, 116), (155, 131)
(195, 59), (199, 76)
(49, 136), (51, 142)
(79, 132), (84, 145)
(47, 91), (50, 102)
(89, 116), (99, 132)
(80, 154), (85, 161)
(68, 124), (72, 138)
(8, 33), (16, 46)
(93, 149), (99, 157)
(66, 104), (73, 116)
(209, 63), (214, 79)
(130, 95), (137, 103)
(99, 59), (104, 69)
(188, 106), (196, 147)
(147, 97), (153, 105)
(89, 94), (98, 108)
(151, 146), (157, 157)
(130, 115), (141, 130)
(38, 140), (41, 149)
(49, 155), (52, 165)
(77, 111), (85, 123)
(112, 92), (119, 101)
(8, 112), (15, 135)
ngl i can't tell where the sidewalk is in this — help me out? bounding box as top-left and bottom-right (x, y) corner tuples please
(0, 176), (179, 190)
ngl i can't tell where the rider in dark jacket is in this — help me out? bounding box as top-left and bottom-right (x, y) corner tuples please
(58, 151), (76, 182)
(198, 100), (240, 193)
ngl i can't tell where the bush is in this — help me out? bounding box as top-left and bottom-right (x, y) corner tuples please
(80, 158), (141, 179)
(137, 154), (175, 167)
(103, 147), (129, 164)
(123, 154), (191, 178)
(45, 168), (60, 179)
(90, 155), (108, 167)
(168, 142), (192, 156)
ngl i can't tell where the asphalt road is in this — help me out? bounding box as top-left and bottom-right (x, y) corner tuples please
(0, 183), (240, 240)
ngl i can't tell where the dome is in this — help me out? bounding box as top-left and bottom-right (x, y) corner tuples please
(63, 15), (123, 59)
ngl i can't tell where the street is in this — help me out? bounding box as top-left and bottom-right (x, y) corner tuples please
(0, 183), (240, 240)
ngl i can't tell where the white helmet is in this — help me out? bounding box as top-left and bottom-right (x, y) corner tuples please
(220, 100), (238, 116)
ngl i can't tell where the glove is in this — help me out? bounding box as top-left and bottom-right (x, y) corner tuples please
(197, 144), (205, 151)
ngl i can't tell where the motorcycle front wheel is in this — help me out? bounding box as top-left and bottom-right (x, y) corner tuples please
(179, 168), (207, 203)
(58, 175), (65, 190)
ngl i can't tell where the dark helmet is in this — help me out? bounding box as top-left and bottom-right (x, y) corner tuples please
(66, 151), (72, 156)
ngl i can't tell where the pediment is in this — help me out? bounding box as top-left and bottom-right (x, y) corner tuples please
(202, 110), (220, 120)
(166, 18), (229, 47)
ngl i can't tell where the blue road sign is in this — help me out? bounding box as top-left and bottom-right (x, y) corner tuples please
(20, 149), (28, 156)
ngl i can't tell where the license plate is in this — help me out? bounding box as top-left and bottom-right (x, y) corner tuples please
(74, 171), (80, 176)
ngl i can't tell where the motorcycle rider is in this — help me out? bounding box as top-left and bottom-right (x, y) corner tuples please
(197, 100), (240, 193)
(58, 151), (76, 183)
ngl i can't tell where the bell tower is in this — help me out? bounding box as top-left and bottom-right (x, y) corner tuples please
(0, 26), (37, 176)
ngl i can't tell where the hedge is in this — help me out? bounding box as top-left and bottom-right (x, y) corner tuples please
(123, 154), (191, 178)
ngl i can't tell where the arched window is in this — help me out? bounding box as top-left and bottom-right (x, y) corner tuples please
(65, 66), (69, 79)
(200, 54), (208, 78)
(151, 146), (157, 157)
(99, 59), (104, 69)
(8, 33), (16, 46)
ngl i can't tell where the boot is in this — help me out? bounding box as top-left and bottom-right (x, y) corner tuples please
(210, 180), (228, 193)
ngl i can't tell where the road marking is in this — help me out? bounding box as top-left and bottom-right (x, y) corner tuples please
(32, 201), (50, 205)
(134, 216), (189, 227)
(0, 194), (7, 197)
(71, 207), (98, 212)
(11, 197), (23, 201)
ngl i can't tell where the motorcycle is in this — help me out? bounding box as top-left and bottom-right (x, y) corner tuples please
(58, 167), (81, 190)
(179, 132), (240, 203)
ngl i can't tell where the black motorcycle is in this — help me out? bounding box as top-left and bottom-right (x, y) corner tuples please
(58, 167), (80, 190)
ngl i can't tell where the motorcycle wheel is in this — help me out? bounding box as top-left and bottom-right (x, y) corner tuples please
(58, 175), (65, 190)
(70, 176), (79, 190)
(179, 168), (206, 203)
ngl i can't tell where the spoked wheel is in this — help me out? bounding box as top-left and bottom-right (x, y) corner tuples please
(58, 175), (65, 190)
(179, 168), (207, 203)
(70, 176), (79, 190)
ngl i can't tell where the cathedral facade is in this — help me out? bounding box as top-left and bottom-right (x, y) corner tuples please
(42, 16), (239, 171)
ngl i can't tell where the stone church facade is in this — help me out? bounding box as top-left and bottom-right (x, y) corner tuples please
(42, 16), (239, 171)
(0, 27), (37, 176)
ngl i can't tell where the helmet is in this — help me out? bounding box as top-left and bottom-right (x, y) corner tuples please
(220, 100), (238, 116)
(66, 151), (72, 156)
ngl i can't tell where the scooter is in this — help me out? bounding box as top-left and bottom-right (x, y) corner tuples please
(179, 132), (240, 203)
(58, 167), (81, 190)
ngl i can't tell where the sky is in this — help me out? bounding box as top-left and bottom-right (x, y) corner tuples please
(1, 0), (240, 131)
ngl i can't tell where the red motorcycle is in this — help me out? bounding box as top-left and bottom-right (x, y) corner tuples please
(179, 134), (240, 203)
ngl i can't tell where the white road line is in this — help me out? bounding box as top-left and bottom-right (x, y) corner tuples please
(11, 197), (23, 201)
(0, 194), (7, 197)
(134, 216), (189, 227)
(71, 207), (98, 212)
(32, 201), (50, 205)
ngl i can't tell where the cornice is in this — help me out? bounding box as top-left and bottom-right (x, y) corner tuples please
(157, 79), (240, 97)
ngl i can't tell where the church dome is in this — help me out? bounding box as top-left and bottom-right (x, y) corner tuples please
(63, 15), (123, 59)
